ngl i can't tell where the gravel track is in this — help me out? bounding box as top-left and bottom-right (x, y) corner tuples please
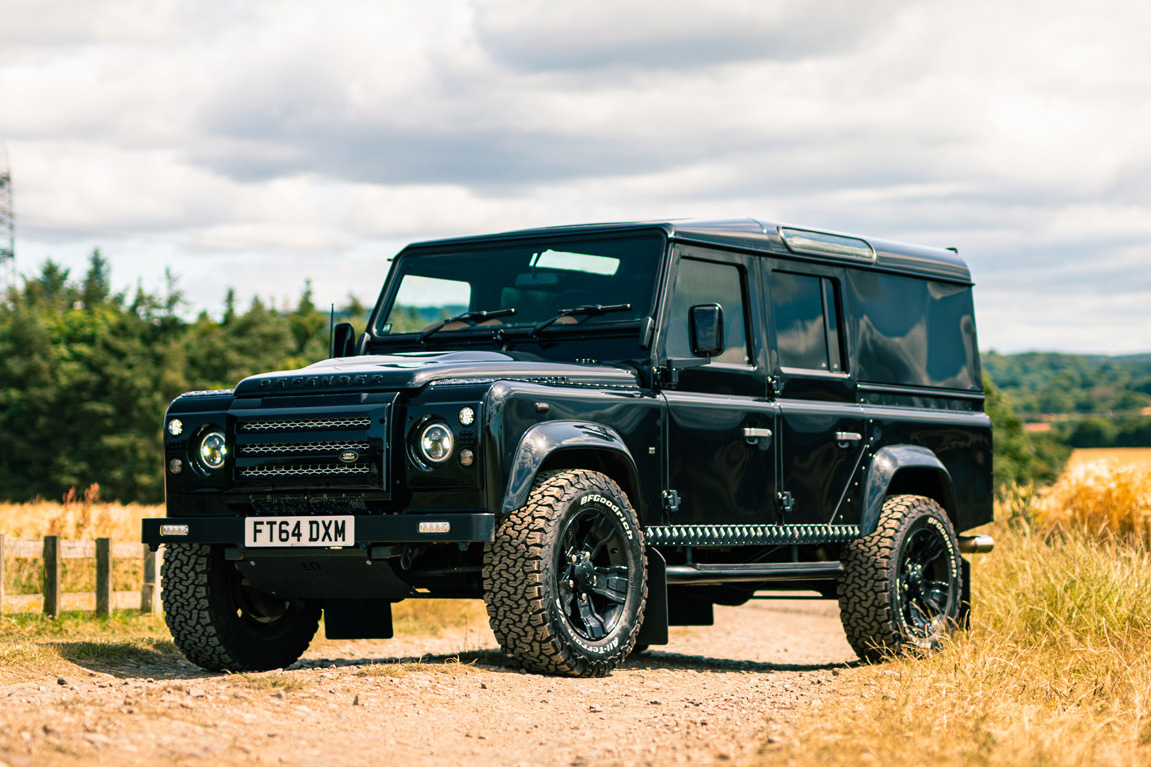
(0, 599), (858, 767)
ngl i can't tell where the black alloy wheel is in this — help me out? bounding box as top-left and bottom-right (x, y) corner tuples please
(483, 469), (647, 677)
(838, 494), (964, 662)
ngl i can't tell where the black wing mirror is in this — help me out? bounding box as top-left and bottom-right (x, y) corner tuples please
(331, 322), (356, 358)
(689, 303), (725, 358)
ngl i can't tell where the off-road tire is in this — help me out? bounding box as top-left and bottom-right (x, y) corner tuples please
(162, 543), (321, 672)
(483, 469), (647, 677)
(838, 494), (963, 663)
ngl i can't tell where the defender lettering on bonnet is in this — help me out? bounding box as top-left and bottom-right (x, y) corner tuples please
(145, 217), (993, 678)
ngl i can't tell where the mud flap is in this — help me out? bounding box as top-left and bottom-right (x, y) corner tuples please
(957, 556), (972, 630)
(635, 548), (669, 646)
(324, 598), (394, 640)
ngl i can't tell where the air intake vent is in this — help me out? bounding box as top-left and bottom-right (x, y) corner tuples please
(239, 463), (372, 478)
(240, 416), (371, 433)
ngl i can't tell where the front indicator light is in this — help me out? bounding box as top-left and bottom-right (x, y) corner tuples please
(418, 422), (454, 465)
(458, 448), (475, 467)
(168, 458), (183, 475)
(198, 431), (227, 470)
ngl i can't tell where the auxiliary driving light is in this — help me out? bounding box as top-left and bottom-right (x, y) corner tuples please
(168, 419), (183, 436)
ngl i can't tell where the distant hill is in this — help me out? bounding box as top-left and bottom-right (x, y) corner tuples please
(982, 351), (1151, 417)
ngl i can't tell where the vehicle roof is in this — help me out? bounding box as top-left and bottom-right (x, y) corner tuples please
(402, 217), (973, 284)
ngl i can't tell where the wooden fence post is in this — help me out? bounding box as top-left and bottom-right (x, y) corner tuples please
(95, 537), (112, 617)
(43, 535), (61, 618)
(0, 533), (6, 616)
(140, 544), (157, 614)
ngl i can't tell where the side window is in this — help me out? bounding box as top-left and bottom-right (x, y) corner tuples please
(772, 272), (844, 373)
(665, 257), (750, 365)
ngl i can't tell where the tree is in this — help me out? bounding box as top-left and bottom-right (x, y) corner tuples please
(983, 373), (1069, 493)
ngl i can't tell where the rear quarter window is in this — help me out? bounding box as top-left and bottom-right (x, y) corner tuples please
(847, 271), (980, 390)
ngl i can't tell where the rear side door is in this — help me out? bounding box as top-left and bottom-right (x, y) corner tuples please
(766, 264), (866, 528)
(658, 246), (777, 527)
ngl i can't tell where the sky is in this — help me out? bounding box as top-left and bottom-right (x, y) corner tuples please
(1, 0), (1149, 354)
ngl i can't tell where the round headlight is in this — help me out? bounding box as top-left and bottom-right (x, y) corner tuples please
(418, 422), (454, 465)
(198, 431), (227, 470)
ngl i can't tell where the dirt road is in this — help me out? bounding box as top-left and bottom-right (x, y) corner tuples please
(0, 599), (858, 767)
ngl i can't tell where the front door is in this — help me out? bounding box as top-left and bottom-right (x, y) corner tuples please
(659, 247), (776, 527)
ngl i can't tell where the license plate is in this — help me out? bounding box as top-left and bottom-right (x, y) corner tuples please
(244, 516), (355, 548)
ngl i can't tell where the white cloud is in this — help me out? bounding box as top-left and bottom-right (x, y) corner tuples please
(2, 0), (1150, 352)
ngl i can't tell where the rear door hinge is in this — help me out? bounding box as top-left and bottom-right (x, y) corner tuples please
(777, 491), (795, 516)
(662, 489), (682, 515)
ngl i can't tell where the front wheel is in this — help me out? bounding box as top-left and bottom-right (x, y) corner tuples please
(838, 495), (964, 662)
(483, 470), (647, 677)
(162, 544), (321, 672)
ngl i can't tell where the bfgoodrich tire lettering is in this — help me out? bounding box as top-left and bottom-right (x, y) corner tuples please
(838, 494), (963, 662)
(161, 543), (321, 672)
(483, 469), (647, 677)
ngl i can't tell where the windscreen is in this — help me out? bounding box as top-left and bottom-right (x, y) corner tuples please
(377, 234), (664, 335)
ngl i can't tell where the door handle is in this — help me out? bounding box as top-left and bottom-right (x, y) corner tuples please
(835, 431), (863, 445)
(744, 427), (773, 445)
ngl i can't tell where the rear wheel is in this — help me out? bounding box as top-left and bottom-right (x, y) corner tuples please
(162, 544), (321, 672)
(483, 470), (647, 677)
(838, 495), (963, 662)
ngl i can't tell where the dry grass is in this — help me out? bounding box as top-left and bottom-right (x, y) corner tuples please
(0, 611), (175, 683)
(0, 484), (160, 541)
(764, 462), (1151, 767)
(1, 485), (159, 605)
(392, 598), (489, 637)
(1036, 457), (1151, 544)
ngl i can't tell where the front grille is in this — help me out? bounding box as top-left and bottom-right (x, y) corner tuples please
(239, 463), (373, 478)
(239, 440), (370, 456)
(240, 416), (371, 433)
(232, 401), (391, 489)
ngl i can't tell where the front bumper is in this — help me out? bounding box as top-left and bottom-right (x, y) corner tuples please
(142, 513), (496, 550)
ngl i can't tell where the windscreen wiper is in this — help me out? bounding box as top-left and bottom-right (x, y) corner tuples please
(417, 307), (516, 344)
(529, 303), (632, 339)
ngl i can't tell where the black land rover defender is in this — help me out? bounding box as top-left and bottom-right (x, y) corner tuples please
(144, 218), (994, 677)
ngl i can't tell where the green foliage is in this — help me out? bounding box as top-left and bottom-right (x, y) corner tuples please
(0, 251), (369, 504)
(982, 350), (1151, 416)
(983, 373), (1069, 492)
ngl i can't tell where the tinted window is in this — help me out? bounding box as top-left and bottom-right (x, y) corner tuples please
(665, 258), (750, 365)
(847, 271), (980, 390)
(772, 272), (842, 372)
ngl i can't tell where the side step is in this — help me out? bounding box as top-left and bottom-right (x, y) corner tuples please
(646, 524), (860, 547)
(665, 561), (844, 586)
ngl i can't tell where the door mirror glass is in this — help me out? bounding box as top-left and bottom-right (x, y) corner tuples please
(689, 304), (725, 357)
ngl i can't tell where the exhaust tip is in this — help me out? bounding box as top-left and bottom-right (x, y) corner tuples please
(958, 534), (994, 554)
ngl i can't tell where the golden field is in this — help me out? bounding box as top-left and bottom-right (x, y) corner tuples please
(0, 484), (159, 542)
